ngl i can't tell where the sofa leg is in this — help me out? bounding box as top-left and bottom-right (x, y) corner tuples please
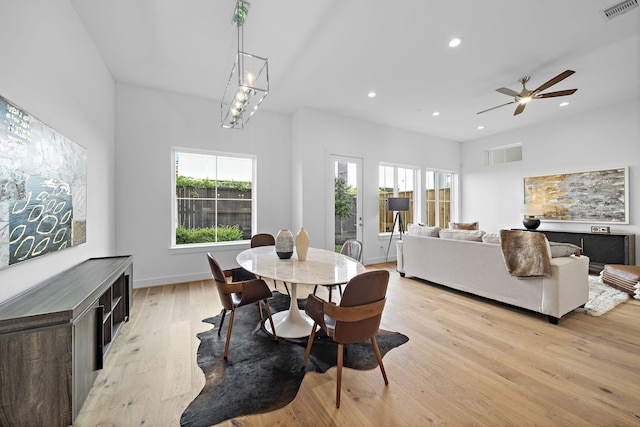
(547, 316), (559, 325)
(398, 272), (405, 277)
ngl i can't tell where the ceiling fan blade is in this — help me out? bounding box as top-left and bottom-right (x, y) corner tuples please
(496, 87), (521, 97)
(537, 89), (578, 98)
(477, 101), (517, 114)
(514, 102), (527, 115)
(532, 70), (575, 94)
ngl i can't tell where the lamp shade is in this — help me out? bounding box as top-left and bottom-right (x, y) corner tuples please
(521, 203), (544, 217)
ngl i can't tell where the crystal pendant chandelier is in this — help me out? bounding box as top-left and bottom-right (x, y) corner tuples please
(221, 0), (269, 129)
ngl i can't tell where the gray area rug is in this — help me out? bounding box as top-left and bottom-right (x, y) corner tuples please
(180, 291), (408, 427)
(576, 275), (629, 316)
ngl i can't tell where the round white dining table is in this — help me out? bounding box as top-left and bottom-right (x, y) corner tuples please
(236, 246), (366, 338)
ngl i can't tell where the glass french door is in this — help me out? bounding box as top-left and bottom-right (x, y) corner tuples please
(328, 155), (363, 252)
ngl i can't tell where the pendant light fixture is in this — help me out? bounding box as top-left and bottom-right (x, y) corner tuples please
(221, 0), (269, 129)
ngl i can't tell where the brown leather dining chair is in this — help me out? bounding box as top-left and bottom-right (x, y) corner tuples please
(251, 233), (290, 295)
(207, 253), (277, 360)
(313, 239), (362, 302)
(303, 269), (389, 408)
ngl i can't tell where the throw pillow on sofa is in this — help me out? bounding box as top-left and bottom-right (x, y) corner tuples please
(549, 241), (581, 257)
(482, 233), (501, 244)
(449, 221), (479, 230)
(439, 228), (485, 241)
(408, 224), (440, 237)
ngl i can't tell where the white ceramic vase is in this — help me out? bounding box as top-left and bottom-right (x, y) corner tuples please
(275, 229), (294, 259)
(295, 227), (309, 261)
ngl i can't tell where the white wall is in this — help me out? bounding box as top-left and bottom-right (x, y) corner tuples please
(292, 108), (460, 265)
(0, 0), (116, 303)
(115, 84), (292, 287)
(116, 94), (460, 287)
(461, 99), (640, 265)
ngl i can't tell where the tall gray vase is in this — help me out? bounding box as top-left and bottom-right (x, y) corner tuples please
(275, 229), (294, 259)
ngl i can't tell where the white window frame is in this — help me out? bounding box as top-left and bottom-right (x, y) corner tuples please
(170, 147), (256, 250)
(424, 169), (458, 228)
(378, 163), (420, 235)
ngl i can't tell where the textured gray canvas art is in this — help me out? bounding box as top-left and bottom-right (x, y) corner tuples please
(0, 95), (87, 268)
(524, 168), (627, 223)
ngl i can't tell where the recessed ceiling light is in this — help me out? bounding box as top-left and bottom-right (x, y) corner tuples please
(432, 111), (440, 116)
(448, 37), (462, 48)
(368, 91), (377, 98)
(477, 125), (485, 130)
(559, 101), (570, 107)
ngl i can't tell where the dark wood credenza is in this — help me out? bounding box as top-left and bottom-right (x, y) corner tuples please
(521, 230), (635, 273)
(0, 256), (133, 427)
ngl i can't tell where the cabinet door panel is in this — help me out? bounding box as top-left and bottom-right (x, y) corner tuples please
(585, 234), (627, 264)
(73, 301), (100, 420)
(0, 324), (72, 426)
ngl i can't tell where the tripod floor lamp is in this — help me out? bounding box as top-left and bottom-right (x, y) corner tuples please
(385, 197), (410, 262)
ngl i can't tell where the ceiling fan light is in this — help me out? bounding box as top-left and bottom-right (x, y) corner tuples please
(519, 97), (532, 104)
(448, 37), (462, 48)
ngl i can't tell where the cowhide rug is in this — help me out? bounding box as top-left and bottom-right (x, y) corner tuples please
(180, 291), (409, 427)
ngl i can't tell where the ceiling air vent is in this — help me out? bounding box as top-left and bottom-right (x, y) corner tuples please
(600, 0), (638, 20)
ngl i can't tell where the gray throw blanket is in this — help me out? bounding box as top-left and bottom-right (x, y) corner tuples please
(499, 230), (551, 277)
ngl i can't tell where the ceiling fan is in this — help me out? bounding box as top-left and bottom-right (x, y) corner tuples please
(477, 70), (577, 116)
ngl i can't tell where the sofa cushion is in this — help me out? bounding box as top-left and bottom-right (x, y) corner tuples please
(408, 224), (440, 237)
(482, 233), (501, 244)
(549, 241), (581, 257)
(449, 221), (479, 230)
(439, 228), (485, 241)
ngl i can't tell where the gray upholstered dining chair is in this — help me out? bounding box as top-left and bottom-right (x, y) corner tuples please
(207, 253), (277, 360)
(313, 239), (362, 302)
(303, 269), (390, 408)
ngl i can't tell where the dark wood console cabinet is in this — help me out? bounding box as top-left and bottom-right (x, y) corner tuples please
(0, 256), (133, 427)
(530, 230), (635, 273)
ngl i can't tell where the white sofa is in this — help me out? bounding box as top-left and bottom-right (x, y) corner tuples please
(396, 232), (590, 323)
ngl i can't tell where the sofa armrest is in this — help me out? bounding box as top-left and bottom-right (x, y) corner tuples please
(541, 255), (590, 318)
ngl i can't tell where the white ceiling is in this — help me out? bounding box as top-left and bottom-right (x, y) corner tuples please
(70, 0), (640, 142)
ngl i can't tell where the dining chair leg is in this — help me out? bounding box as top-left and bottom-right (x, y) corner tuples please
(283, 282), (290, 296)
(302, 323), (318, 366)
(312, 285), (319, 296)
(223, 310), (235, 360)
(217, 309), (227, 337)
(328, 286), (333, 302)
(257, 301), (264, 320)
(338, 285), (343, 298)
(336, 343), (344, 408)
(371, 336), (389, 385)
(263, 301), (277, 340)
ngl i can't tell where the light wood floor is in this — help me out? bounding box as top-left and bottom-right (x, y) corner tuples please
(75, 263), (640, 426)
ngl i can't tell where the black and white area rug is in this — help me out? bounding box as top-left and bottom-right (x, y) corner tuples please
(180, 291), (409, 427)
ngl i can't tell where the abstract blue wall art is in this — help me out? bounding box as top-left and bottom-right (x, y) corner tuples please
(0, 95), (87, 268)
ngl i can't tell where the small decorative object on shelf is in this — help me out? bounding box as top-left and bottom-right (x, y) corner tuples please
(296, 227), (309, 261)
(275, 229), (294, 259)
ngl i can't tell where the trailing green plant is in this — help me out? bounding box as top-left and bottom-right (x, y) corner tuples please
(176, 175), (251, 191)
(176, 225), (243, 244)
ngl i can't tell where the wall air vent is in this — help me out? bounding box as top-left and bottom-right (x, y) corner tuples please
(600, 0), (638, 20)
